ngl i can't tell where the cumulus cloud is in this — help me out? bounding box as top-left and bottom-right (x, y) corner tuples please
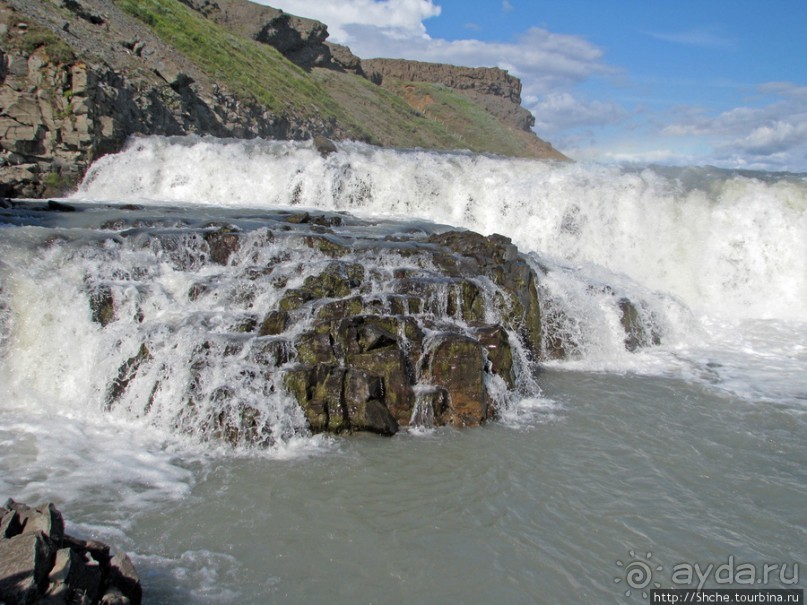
(661, 83), (807, 170)
(662, 84), (807, 143)
(732, 121), (807, 155)
(260, 0), (611, 95)
(259, 0), (441, 40)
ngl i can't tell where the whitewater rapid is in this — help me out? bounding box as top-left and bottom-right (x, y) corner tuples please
(2, 136), (805, 604)
(75, 136), (807, 322)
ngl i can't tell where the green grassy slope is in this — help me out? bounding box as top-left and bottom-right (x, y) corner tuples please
(113, 0), (561, 158)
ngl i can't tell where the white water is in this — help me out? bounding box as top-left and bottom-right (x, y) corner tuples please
(77, 136), (807, 320)
(2, 136), (805, 603)
(73, 136), (807, 405)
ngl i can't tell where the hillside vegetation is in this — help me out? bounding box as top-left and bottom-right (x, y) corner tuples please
(114, 0), (561, 157)
(0, 0), (565, 197)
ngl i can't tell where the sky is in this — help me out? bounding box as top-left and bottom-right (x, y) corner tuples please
(258, 0), (807, 172)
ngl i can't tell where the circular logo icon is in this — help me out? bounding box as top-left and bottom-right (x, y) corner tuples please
(615, 550), (663, 598)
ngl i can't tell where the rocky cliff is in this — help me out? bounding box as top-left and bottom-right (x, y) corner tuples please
(363, 58), (536, 132)
(0, 0), (567, 198)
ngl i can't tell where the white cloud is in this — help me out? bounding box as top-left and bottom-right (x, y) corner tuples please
(258, 0), (441, 40)
(658, 83), (807, 171)
(732, 121), (807, 155)
(530, 92), (627, 132)
(663, 83), (807, 158)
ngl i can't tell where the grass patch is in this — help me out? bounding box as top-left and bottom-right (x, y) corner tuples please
(114, 0), (351, 123)
(312, 69), (462, 148)
(5, 23), (76, 64)
(389, 81), (539, 157)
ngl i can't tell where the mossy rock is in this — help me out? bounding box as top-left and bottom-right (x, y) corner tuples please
(259, 310), (289, 336)
(316, 295), (364, 321)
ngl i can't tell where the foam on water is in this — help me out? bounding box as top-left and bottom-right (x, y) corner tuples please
(75, 136), (807, 320)
(71, 136), (807, 410)
(3, 137), (805, 603)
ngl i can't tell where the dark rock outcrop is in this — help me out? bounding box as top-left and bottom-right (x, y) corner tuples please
(180, 0), (333, 69)
(0, 499), (142, 605)
(2, 202), (661, 444)
(0, 0), (347, 197)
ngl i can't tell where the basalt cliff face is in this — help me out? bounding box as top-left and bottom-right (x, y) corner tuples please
(363, 58), (535, 132)
(0, 0), (567, 198)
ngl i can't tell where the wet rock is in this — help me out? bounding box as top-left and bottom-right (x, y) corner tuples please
(107, 553), (141, 605)
(0, 500), (141, 605)
(46, 200), (76, 212)
(316, 296), (363, 321)
(475, 324), (515, 389)
(89, 284), (115, 326)
(428, 231), (543, 358)
(104, 343), (151, 410)
(295, 323), (336, 366)
(15, 502), (65, 545)
(204, 226), (241, 265)
(313, 134), (337, 156)
(303, 234), (350, 257)
(349, 346), (413, 426)
(266, 230), (549, 435)
(410, 387), (448, 428)
(0, 531), (53, 604)
(426, 333), (489, 426)
(284, 364), (345, 432)
(258, 310), (289, 336)
(618, 297), (662, 352)
(304, 261), (364, 298)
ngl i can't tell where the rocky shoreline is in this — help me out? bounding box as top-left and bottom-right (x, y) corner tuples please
(0, 500), (141, 605)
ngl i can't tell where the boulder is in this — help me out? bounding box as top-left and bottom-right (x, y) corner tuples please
(0, 532), (54, 604)
(249, 228), (546, 436)
(0, 500), (141, 605)
(313, 134), (337, 156)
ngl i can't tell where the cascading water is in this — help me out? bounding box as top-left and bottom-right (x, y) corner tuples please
(70, 136), (807, 397)
(2, 136), (806, 605)
(76, 136), (807, 321)
(0, 205), (553, 449)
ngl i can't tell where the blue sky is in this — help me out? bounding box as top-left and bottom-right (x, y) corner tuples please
(260, 0), (807, 171)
